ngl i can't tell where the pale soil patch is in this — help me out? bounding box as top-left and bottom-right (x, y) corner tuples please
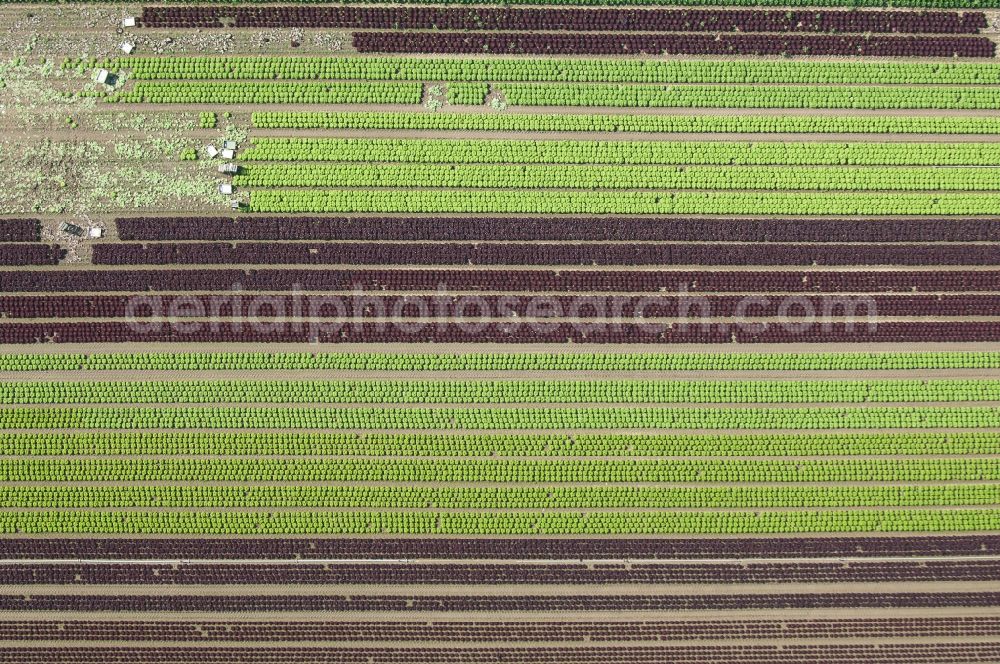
(0, 6), (350, 59)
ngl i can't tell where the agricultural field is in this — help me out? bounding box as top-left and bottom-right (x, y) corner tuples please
(2, 0), (1000, 663)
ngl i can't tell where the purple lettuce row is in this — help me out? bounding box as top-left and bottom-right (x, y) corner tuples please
(4, 644), (1000, 664)
(353, 31), (997, 57)
(2, 294), (996, 319)
(4, 536), (995, 559)
(4, 618), (998, 642)
(137, 7), (988, 34)
(1, 593), (997, 613)
(3, 321), (1000, 344)
(9, 561), (999, 586)
(0, 244), (61, 266)
(2, 269), (998, 294)
(114, 217), (1000, 243)
(92, 242), (1000, 267)
(0, 218), (41, 242)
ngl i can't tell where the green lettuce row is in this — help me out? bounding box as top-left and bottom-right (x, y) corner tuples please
(3, 458), (997, 482)
(7, 378), (1000, 405)
(234, 163), (1000, 191)
(501, 84), (1000, 110)
(447, 82), (490, 105)
(108, 81), (423, 104)
(2, 351), (999, 372)
(2, 485), (997, 509)
(240, 137), (1000, 165)
(7, 431), (998, 457)
(2, 405), (999, 430)
(252, 111), (1000, 135)
(2, 509), (997, 535)
(248, 189), (1000, 215)
(117, 57), (1000, 85)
